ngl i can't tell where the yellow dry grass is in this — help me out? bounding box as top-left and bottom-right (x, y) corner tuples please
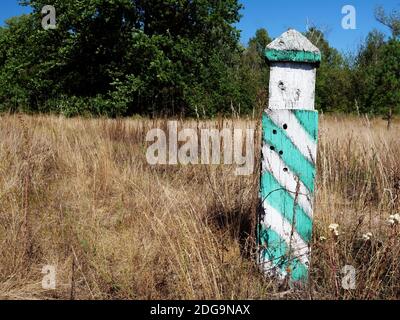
(0, 114), (399, 300)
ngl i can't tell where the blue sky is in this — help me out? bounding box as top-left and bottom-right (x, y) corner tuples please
(0, 1), (31, 25)
(237, 0), (400, 52)
(1, 0), (399, 52)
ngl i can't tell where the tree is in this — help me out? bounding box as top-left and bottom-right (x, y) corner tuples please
(1, 3), (398, 119)
(352, 30), (386, 114)
(305, 27), (353, 113)
(0, 15), (42, 113)
(370, 39), (400, 129)
(248, 28), (271, 59)
(241, 28), (271, 114)
(1, 0), (245, 117)
(375, 6), (400, 39)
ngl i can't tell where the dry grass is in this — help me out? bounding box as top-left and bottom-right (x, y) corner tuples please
(0, 114), (399, 300)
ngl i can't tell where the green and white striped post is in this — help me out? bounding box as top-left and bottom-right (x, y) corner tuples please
(258, 29), (321, 283)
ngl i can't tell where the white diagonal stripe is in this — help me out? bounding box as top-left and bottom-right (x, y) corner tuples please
(261, 201), (310, 268)
(261, 145), (314, 217)
(265, 109), (317, 164)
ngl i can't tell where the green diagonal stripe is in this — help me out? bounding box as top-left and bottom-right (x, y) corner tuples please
(258, 225), (308, 281)
(262, 112), (316, 193)
(258, 223), (288, 268)
(292, 110), (319, 143)
(260, 170), (313, 242)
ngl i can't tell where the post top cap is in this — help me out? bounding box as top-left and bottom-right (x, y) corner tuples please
(265, 29), (321, 65)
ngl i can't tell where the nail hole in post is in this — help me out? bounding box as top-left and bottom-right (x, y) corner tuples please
(273, 130), (277, 135)
(283, 124), (288, 130)
(270, 146), (275, 151)
(283, 168), (288, 172)
(279, 151), (283, 155)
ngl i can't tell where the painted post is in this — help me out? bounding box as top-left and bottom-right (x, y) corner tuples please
(258, 29), (321, 283)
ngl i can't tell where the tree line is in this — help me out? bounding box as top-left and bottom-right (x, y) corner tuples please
(0, 0), (399, 120)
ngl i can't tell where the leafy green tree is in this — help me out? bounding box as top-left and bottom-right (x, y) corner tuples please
(0, 15), (42, 113)
(352, 30), (386, 114)
(305, 27), (353, 113)
(370, 39), (400, 129)
(1, 0), (244, 117)
(240, 28), (271, 115)
(248, 28), (271, 60)
(1, 3), (399, 119)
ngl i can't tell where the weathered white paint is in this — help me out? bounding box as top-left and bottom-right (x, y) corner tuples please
(268, 63), (316, 110)
(267, 29), (320, 54)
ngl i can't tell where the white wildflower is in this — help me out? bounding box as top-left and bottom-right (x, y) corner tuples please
(362, 232), (372, 241)
(329, 223), (340, 237)
(388, 214), (400, 226)
(329, 223), (339, 231)
(319, 236), (327, 241)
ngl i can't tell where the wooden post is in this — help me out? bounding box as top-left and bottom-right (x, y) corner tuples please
(258, 29), (321, 283)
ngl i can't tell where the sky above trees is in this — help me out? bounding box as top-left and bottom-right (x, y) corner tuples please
(1, 0), (399, 53)
(237, 0), (399, 52)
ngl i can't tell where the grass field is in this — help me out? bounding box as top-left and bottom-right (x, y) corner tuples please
(0, 114), (399, 300)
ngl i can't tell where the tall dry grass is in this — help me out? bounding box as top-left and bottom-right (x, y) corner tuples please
(0, 114), (399, 300)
